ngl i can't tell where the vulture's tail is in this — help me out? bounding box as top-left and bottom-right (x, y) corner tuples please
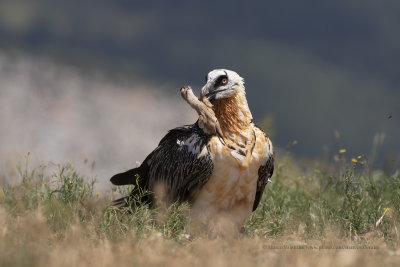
(110, 163), (152, 207)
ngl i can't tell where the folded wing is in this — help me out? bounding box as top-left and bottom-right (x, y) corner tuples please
(110, 123), (214, 206)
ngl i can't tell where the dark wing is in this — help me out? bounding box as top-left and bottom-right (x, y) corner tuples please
(252, 155), (274, 211)
(110, 123), (214, 206)
(252, 127), (274, 211)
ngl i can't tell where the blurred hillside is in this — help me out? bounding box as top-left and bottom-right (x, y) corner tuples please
(0, 53), (195, 189)
(0, 0), (399, 170)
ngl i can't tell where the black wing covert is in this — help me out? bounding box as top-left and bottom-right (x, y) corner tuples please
(252, 129), (274, 211)
(111, 123), (214, 206)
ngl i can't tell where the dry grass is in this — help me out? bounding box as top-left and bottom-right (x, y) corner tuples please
(0, 215), (396, 267)
(0, 209), (397, 267)
(1, 154), (400, 267)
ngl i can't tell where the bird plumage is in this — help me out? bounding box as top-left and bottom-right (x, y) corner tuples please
(180, 86), (223, 138)
(111, 123), (214, 206)
(111, 69), (274, 231)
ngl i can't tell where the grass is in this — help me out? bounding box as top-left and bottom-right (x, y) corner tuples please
(0, 152), (399, 266)
(247, 156), (399, 244)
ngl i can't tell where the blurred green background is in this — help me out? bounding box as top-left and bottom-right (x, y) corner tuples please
(1, 0), (399, 170)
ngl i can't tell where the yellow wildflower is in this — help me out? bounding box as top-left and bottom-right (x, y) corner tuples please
(339, 149), (346, 154)
(68, 180), (73, 184)
(351, 158), (358, 163)
(357, 155), (363, 159)
(384, 207), (391, 212)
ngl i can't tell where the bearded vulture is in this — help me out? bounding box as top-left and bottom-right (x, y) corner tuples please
(110, 69), (274, 231)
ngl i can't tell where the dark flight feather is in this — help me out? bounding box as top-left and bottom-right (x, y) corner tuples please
(252, 127), (274, 211)
(110, 123), (214, 207)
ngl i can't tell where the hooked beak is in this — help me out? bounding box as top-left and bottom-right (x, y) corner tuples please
(202, 85), (228, 101)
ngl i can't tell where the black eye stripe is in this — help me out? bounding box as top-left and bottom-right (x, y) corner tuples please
(214, 75), (228, 86)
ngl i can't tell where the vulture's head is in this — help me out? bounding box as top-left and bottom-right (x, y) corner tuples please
(201, 69), (245, 102)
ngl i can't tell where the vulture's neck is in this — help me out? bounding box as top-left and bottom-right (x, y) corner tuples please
(213, 89), (253, 142)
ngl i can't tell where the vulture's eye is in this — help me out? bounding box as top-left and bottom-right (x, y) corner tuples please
(221, 78), (228, 85)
